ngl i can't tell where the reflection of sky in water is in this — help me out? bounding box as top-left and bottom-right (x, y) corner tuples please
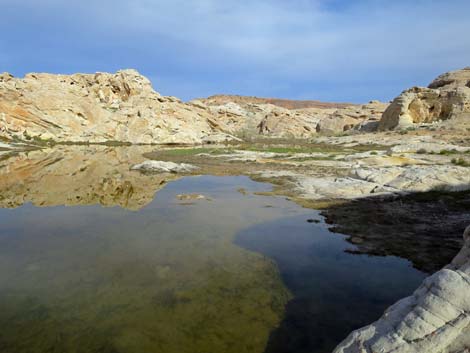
(0, 155), (426, 353)
(237, 215), (426, 353)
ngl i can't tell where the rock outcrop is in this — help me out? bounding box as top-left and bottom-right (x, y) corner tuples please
(334, 225), (470, 353)
(0, 70), (389, 144)
(273, 164), (470, 201)
(379, 67), (470, 130)
(193, 98), (387, 138)
(316, 101), (387, 134)
(0, 70), (230, 144)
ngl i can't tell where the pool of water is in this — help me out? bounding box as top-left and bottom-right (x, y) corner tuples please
(0, 147), (426, 353)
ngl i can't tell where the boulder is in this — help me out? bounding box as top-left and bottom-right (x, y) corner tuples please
(315, 115), (359, 134)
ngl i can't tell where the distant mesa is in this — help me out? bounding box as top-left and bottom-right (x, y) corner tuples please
(196, 94), (357, 110)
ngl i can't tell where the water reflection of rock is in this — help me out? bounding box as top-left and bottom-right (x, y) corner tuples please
(0, 146), (178, 210)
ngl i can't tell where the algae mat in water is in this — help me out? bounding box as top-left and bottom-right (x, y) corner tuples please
(0, 175), (294, 353)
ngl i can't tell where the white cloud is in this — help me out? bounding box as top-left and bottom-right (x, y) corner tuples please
(2, 0), (470, 100)
(78, 0), (470, 74)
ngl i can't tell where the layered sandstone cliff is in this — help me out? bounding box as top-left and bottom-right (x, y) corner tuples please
(0, 70), (230, 145)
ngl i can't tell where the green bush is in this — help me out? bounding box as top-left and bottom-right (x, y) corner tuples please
(451, 158), (470, 167)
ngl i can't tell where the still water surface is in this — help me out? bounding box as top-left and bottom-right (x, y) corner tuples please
(0, 148), (426, 353)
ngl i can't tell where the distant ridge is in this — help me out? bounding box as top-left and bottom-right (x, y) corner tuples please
(197, 94), (358, 110)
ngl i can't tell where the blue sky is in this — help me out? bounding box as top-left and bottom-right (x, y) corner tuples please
(1, 0), (469, 102)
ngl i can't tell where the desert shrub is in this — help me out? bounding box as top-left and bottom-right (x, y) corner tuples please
(451, 158), (470, 167)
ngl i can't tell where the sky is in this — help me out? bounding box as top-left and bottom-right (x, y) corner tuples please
(1, 0), (469, 103)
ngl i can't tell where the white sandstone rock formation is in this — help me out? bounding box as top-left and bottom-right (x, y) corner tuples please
(379, 67), (470, 130)
(334, 225), (470, 353)
(267, 164), (470, 201)
(350, 165), (470, 193)
(295, 176), (397, 200)
(195, 96), (387, 138)
(0, 69), (230, 144)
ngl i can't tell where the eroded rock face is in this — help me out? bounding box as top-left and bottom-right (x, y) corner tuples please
(379, 68), (470, 130)
(429, 67), (470, 90)
(333, 226), (470, 353)
(0, 70), (226, 144)
(194, 98), (387, 138)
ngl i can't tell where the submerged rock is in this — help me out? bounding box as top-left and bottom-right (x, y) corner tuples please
(334, 226), (470, 353)
(131, 160), (197, 173)
(176, 193), (210, 201)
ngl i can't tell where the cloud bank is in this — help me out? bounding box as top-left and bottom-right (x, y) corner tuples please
(1, 0), (469, 102)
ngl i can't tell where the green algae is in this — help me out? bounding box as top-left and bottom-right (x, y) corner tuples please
(0, 176), (292, 353)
